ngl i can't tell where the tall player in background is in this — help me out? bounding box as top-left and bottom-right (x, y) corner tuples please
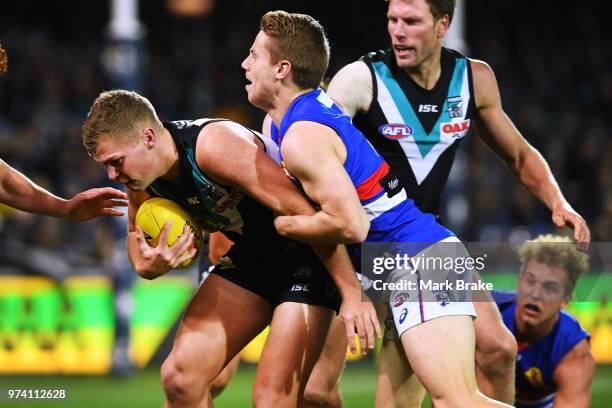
(493, 235), (594, 407)
(243, 10), (511, 408)
(319, 0), (591, 406)
(0, 42), (127, 221)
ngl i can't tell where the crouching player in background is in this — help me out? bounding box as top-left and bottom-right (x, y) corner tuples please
(493, 234), (595, 408)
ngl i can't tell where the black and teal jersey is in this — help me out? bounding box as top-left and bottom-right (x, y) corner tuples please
(147, 119), (290, 253)
(354, 47), (475, 216)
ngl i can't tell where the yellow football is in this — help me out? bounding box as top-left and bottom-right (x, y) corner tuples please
(135, 197), (203, 269)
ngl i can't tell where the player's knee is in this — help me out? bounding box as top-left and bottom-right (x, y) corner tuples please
(431, 391), (487, 408)
(161, 354), (207, 402)
(210, 372), (231, 398)
(304, 378), (336, 405)
(161, 356), (190, 401)
(252, 387), (285, 408)
(477, 328), (517, 377)
(252, 380), (298, 408)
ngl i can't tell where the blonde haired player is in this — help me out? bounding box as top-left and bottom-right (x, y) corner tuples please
(492, 235), (594, 407)
(82, 89), (379, 407)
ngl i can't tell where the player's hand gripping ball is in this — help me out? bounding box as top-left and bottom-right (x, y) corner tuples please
(135, 197), (203, 268)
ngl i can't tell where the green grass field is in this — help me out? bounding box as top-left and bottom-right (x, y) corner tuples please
(1, 363), (611, 407)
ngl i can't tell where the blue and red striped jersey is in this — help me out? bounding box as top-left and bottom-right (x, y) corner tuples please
(270, 88), (452, 250)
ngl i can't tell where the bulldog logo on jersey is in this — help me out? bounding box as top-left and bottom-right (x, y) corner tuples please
(524, 367), (545, 387)
(434, 290), (450, 307)
(393, 292), (410, 307)
(378, 123), (414, 140)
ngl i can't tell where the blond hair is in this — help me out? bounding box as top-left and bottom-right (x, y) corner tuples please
(82, 90), (162, 156)
(260, 10), (329, 89)
(518, 234), (589, 297)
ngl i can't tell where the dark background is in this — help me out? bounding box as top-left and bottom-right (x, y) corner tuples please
(1, 0), (610, 275)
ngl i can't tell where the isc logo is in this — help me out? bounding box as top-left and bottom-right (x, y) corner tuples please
(378, 123), (414, 140)
(291, 283), (311, 292)
(418, 104), (438, 112)
(187, 196), (200, 205)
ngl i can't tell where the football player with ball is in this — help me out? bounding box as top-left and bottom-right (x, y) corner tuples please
(81, 89), (379, 407)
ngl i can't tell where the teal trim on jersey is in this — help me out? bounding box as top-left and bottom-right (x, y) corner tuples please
(448, 58), (467, 107)
(372, 58), (467, 158)
(185, 147), (211, 200)
(184, 147), (231, 227)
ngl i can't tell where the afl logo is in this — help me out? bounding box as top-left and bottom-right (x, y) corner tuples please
(379, 123), (413, 140)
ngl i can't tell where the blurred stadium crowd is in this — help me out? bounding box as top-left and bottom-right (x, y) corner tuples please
(0, 0), (610, 278)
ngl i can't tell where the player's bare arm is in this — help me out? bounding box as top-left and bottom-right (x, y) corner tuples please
(326, 60), (373, 118)
(203, 121), (369, 244)
(471, 59), (590, 249)
(126, 189), (195, 279)
(274, 121), (370, 244)
(197, 120), (381, 353)
(552, 339), (595, 407)
(0, 159), (127, 220)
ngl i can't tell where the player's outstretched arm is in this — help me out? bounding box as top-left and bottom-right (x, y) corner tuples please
(0, 159), (127, 220)
(126, 190), (196, 279)
(552, 339), (595, 408)
(471, 60), (590, 250)
(197, 121), (381, 353)
(326, 60), (373, 118)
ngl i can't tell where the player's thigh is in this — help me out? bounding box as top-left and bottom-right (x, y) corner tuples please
(376, 337), (425, 408)
(255, 302), (334, 395)
(167, 274), (272, 381)
(400, 315), (477, 400)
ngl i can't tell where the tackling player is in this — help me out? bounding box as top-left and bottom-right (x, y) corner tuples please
(242, 10), (511, 408)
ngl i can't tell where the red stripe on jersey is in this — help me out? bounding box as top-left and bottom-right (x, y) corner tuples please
(356, 161), (389, 201)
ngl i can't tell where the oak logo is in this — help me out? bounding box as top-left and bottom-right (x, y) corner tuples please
(440, 120), (470, 139)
